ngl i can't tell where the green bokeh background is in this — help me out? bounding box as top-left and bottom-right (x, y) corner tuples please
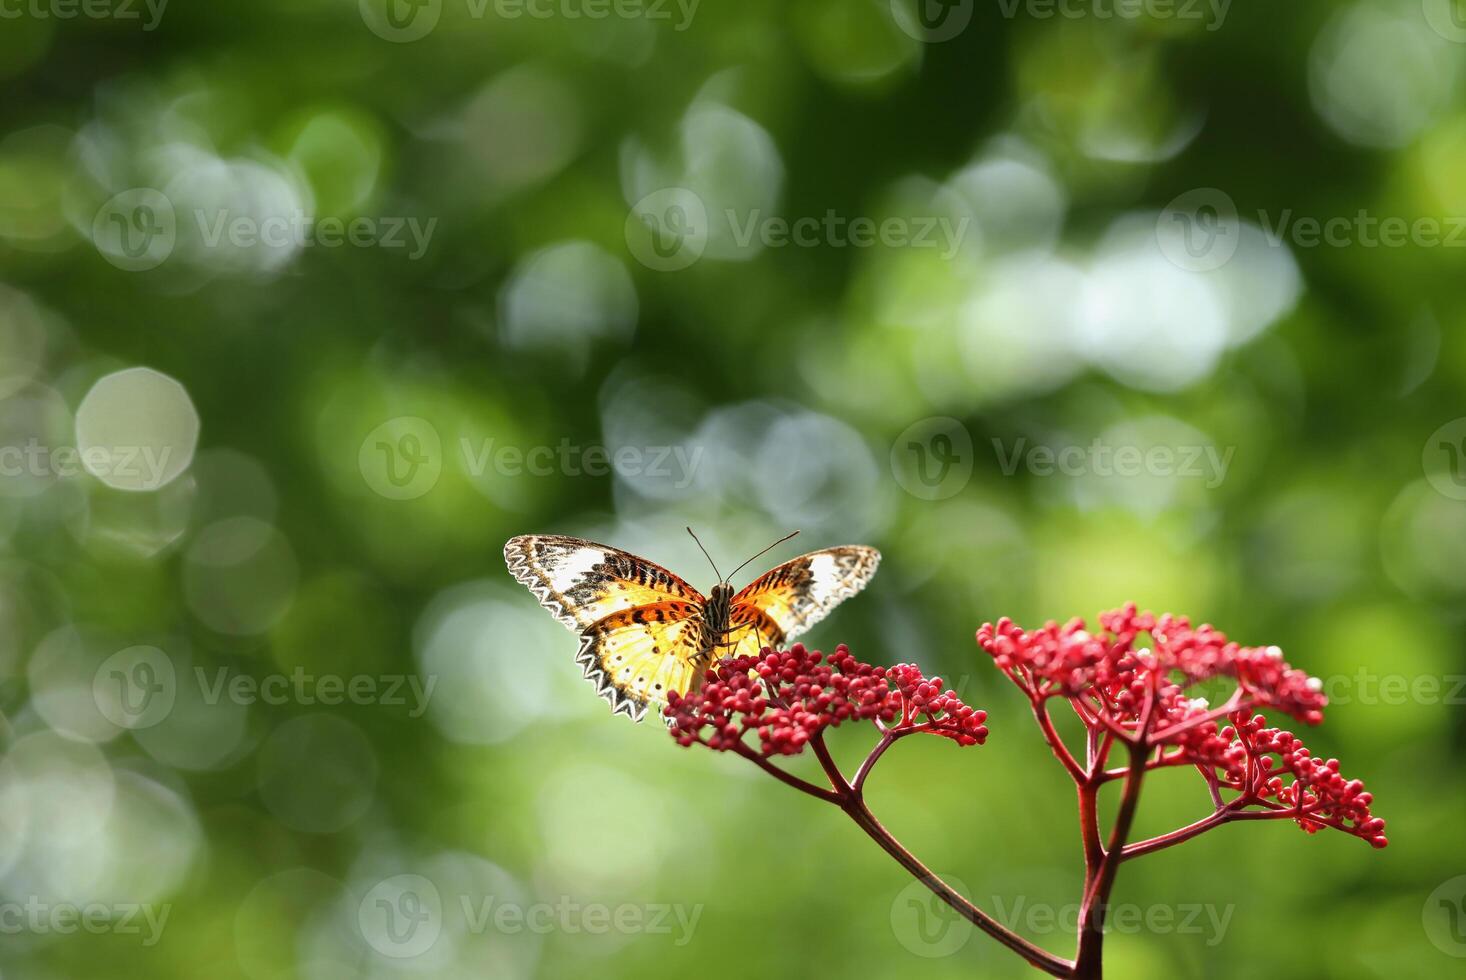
(2, 1), (1465, 977)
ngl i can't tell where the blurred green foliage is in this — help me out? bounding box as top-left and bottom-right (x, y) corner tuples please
(1, 1), (1465, 978)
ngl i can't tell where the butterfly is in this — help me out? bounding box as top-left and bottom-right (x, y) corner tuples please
(504, 530), (880, 722)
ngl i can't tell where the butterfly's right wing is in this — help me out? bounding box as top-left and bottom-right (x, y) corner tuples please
(504, 535), (705, 630)
(729, 545), (881, 642)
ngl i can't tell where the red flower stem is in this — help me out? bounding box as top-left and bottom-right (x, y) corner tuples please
(1073, 686), (1158, 978)
(852, 730), (898, 794)
(811, 733), (853, 794)
(730, 744), (841, 804)
(1031, 698), (1084, 783)
(1119, 806), (1236, 861)
(1076, 778), (1105, 876)
(798, 731), (1074, 977)
(840, 792), (1073, 977)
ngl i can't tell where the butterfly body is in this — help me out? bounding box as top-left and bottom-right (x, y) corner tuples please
(504, 534), (879, 721)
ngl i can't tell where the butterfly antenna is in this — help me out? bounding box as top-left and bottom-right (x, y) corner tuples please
(728, 530), (800, 583)
(686, 527), (723, 582)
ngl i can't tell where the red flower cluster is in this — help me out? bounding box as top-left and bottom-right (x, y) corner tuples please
(979, 605), (1384, 849)
(1178, 709), (1387, 847)
(665, 643), (988, 756)
(977, 603), (1327, 725)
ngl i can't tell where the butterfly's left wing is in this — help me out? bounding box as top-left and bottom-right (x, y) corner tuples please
(721, 545), (881, 658)
(504, 534), (705, 629)
(505, 535), (713, 722)
(578, 601), (712, 721)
